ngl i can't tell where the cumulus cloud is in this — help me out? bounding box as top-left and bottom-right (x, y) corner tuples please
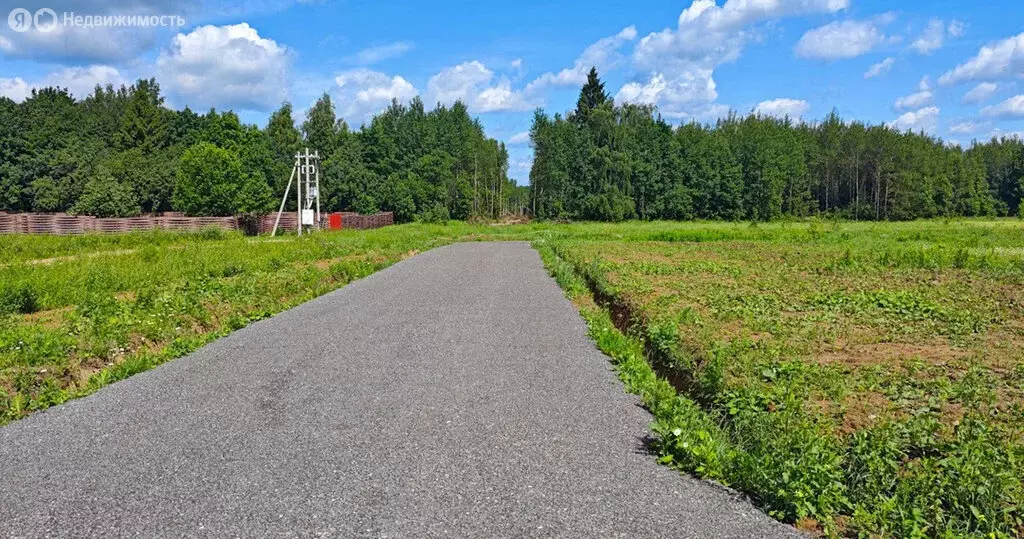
(0, 77), (32, 102)
(889, 106), (939, 133)
(524, 26), (637, 94)
(981, 95), (1024, 118)
(352, 41), (413, 65)
(864, 57), (895, 79)
(616, 70), (718, 112)
(795, 17), (891, 60)
(948, 121), (987, 134)
(911, 18), (962, 55)
(427, 61), (532, 113)
(639, 0), (850, 70)
(986, 128), (1024, 141)
(510, 157), (533, 176)
(0, 65), (123, 102)
(334, 69), (417, 125)
(621, 0), (846, 119)
(939, 32), (1024, 86)
(754, 98), (809, 118)
(962, 82), (998, 104)
(894, 77), (933, 110)
(0, 22), (160, 63)
(46, 65), (124, 97)
(508, 131), (530, 145)
(157, 23), (290, 112)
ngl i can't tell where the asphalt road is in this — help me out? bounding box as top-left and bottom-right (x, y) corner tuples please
(0, 242), (799, 538)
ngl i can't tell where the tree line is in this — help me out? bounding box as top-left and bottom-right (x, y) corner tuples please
(0, 78), (524, 222)
(529, 68), (1024, 221)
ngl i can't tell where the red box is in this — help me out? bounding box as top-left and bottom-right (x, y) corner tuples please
(328, 213), (343, 230)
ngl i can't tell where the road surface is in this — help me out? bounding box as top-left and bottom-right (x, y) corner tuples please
(0, 242), (798, 538)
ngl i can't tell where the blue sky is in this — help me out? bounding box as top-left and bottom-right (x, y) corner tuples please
(2, 0), (1023, 184)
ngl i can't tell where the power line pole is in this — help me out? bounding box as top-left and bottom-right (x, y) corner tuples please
(272, 148), (321, 237)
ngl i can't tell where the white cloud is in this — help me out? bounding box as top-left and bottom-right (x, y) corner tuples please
(962, 82), (998, 104)
(352, 41), (413, 65)
(948, 20), (966, 38)
(949, 121), (987, 134)
(623, 0), (846, 118)
(894, 76), (933, 110)
(510, 157), (533, 175)
(0, 23), (160, 63)
(334, 69), (417, 124)
(43, 65), (124, 98)
(986, 128), (1024, 141)
(981, 95), (1024, 118)
(508, 131), (530, 145)
(0, 65), (123, 102)
(911, 19), (948, 55)
(616, 70), (718, 111)
(939, 32), (1024, 86)
(157, 23), (290, 112)
(864, 57), (895, 79)
(754, 98), (809, 118)
(638, 0), (850, 70)
(525, 26), (637, 94)
(889, 106), (939, 132)
(427, 61), (532, 113)
(428, 61), (494, 104)
(0, 77), (32, 102)
(795, 18), (889, 60)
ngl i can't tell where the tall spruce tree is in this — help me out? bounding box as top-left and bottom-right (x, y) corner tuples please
(574, 67), (609, 122)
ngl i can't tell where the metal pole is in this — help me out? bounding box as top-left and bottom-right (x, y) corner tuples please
(296, 151), (303, 236)
(303, 148), (311, 234)
(314, 151), (321, 229)
(271, 163), (297, 237)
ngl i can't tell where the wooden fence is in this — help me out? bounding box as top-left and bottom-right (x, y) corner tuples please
(256, 212), (394, 234)
(0, 211), (394, 235)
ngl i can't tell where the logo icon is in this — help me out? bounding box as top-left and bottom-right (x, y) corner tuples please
(34, 8), (57, 32)
(8, 8), (31, 32)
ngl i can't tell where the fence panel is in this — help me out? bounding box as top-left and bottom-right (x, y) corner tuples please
(0, 212), (395, 236)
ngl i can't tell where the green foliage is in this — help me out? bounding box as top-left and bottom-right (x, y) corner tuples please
(0, 283), (39, 315)
(352, 193), (379, 215)
(531, 71), (1021, 222)
(0, 80), (521, 220)
(173, 142), (271, 216)
(30, 176), (62, 212)
(416, 202), (450, 224)
(71, 171), (141, 217)
(539, 220), (1024, 537)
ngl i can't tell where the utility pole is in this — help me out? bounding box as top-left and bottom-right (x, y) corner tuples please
(272, 148), (322, 237)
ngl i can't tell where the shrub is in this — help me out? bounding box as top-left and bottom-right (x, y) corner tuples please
(70, 172), (141, 217)
(417, 203), (450, 224)
(173, 142), (272, 217)
(0, 283), (39, 315)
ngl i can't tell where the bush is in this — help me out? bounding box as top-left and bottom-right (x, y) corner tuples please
(416, 203), (450, 224)
(30, 177), (62, 213)
(0, 283), (39, 315)
(70, 172), (141, 217)
(173, 142), (272, 217)
(353, 193), (379, 215)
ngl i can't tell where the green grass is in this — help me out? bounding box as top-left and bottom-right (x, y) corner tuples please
(537, 218), (1024, 537)
(2, 218), (1023, 537)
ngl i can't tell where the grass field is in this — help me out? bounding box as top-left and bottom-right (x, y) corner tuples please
(0, 224), (500, 424)
(2, 219), (1023, 537)
(537, 220), (1024, 537)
